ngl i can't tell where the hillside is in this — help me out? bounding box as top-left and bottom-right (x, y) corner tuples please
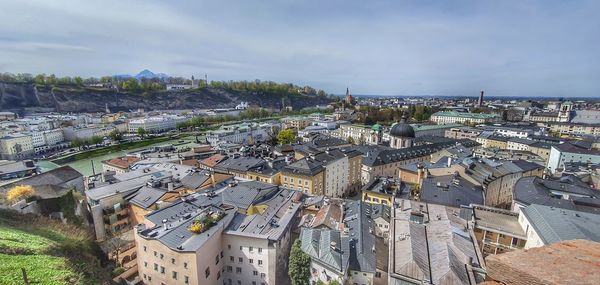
(0, 82), (332, 113)
(0, 209), (110, 285)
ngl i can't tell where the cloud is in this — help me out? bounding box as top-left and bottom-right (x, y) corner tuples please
(0, 0), (598, 96)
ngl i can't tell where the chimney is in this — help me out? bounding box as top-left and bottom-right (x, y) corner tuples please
(162, 219), (168, 230)
(447, 157), (452, 168)
(168, 182), (174, 192)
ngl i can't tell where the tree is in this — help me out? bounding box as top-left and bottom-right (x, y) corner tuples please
(347, 136), (356, 144)
(288, 239), (311, 285)
(90, 135), (103, 145)
(108, 129), (122, 141)
(6, 185), (35, 203)
(277, 129), (296, 145)
(137, 127), (148, 138)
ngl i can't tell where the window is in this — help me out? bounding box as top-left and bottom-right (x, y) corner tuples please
(228, 244), (231, 250)
(172, 271), (178, 280)
(144, 262), (147, 268)
(160, 253), (164, 260)
(227, 266), (232, 272)
(230, 256), (234, 262)
(184, 276), (189, 284)
(143, 274), (147, 280)
(249, 258), (254, 264)
(258, 248), (262, 254)
(171, 258), (176, 265)
(184, 262), (188, 269)
(148, 276), (152, 281)
(252, 282), (256, 285)
(239, 257), (243, 263)
(153, 251), (157, 257)
(253, 270), (258, 276)
(260, 273), (266, 278)
(258, 260), (263, 266)
(154, 263), (158, 271)
(216, 255), (220, 264)
(240, 246), (243, 251)
(236, 267), (242, 274)
(221, 251), (224, 258)
(249, 246), (253, 252)
(205, 267), (210, 278)
(143, 246), (147, 252)
(160, 266), (165, 274)
(217, 271), (221, 280)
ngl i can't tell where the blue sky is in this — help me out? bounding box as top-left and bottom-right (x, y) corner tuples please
(0, 0), (598, 96)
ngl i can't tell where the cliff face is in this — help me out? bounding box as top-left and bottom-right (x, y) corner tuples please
(0, 82), (332, 112)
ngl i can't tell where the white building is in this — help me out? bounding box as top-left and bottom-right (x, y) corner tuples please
(128, 115), (188, 133)
(0, 133), (34, 160)
(206, 123), (270, 146)
(547, 143), (600, 173)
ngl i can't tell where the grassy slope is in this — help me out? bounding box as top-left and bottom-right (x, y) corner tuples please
(0, 210), (110, 285)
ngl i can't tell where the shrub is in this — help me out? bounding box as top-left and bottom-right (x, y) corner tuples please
(6, 185), (35, 203)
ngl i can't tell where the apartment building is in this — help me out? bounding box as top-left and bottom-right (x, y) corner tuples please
(0, 133), (34, 160)
(547, 142), (600, 173)
(280, 116), (312, 130)
(135, 182), (301, 285)
(101, 156), (142, 174)
(281, 156), (325, 195)
(430, 111), (500, 125)
(444, 126), (482, 140)
(206, 123), (270, 146)
(337, 124), (382, 145)
(470, 205), (527, 257)
(128, 115), (188, 133)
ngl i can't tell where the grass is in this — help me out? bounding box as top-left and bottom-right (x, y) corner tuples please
(0, 209), (110, 285)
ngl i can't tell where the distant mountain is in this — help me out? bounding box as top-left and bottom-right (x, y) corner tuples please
(113, 69), (169, 80)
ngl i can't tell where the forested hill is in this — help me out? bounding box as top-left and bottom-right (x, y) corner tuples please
(0, 82), (333, 113)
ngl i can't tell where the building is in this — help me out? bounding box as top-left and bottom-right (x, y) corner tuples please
(337, 124), (382, 145)
(0, 160), (37, 181)
(280, 116), (312, 130)
(135, 183), (300, 285)
(547, 142), (600, 173)
(300, 201), (378, 285)
(388, 200), (484, 285)
(0, 133), (34, 160)
(412, 123), (463, 138)
(419, 174), (484, 208)
(206, 123), (270, 146)
(546, 122), (600, 137)
(101, 156), (142, 174)
(281, 156), (325, 196)
(361, 177), (406, 206)
(511, 176), (600, 214)
(518, 204), (600, 249)
(478, 90), (484, 107)
(470, 205), (527, 257)
(485, 239), (600, 285)
(444, 126), (483, 140)
(430, 111), (500, 125)
(128, 115), (188, 133)
(388, 118), (415, 149)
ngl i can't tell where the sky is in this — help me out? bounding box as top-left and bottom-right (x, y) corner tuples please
(0, 0), (598, 97)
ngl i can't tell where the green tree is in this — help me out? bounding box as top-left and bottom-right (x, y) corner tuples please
(347, 136), (356, 144)
(90, 135), (103, 145)
(71, 138), (84, 149)
(108, 129), (122, 141)
(329, 281), (340, 285)
(277, 129), (296, 145)
(288, 239), (311, 285)
(137, 127), (148, 138)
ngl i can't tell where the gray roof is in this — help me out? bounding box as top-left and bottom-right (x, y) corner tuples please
(522, 204), (600, 244)
(221, 181), (279, 211)
(420, 175), (484, 208)
(86, 172), (163, 200)
(214, 156), (265, 173)
(300, 228), (350, 273)
(180, 170), (211, 189)
(391, 201), (479, 285)
(571, 110), (600, 124)
(128, 186), (168, 209)
(513, 176), (600, 214)
(1, 165), (81, 190)
(345, 201), (377, 273)
(283, 157), (324, 176)
(361, 140), (479, 167)
(472, 205), (526, 238)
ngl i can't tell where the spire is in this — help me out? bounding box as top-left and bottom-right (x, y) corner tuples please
(346, 87), (349, 96)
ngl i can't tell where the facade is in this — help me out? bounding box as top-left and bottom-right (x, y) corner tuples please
(547, 143), (600, 173)
(128, 115), (188, 133)
(135, 183), (300, 285)
(547, 122), (600, 137)
(206, 123), (270, 146)
(444, 126), (482, 140)
(470, 205), (527, 257)
(387, 119), (415, 149)
(101, 156), (141, 174)
(280, 116), (312, 130)
(0, 133), (34, 160)
(430, 111), (500, 125)
(337, 124), (382, 145)
(412, 123), (463, 138)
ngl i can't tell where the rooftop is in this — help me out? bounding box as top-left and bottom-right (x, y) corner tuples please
(522, 204), (600, 244)
(485, 239), (600, 285)
(472, 205), (525, 238)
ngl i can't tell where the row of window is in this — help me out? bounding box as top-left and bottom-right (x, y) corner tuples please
(228, 256), (263, 266)
(227, 245), (263, 254)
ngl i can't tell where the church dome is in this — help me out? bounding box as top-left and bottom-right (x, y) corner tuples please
(390, 122), (415, 138)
